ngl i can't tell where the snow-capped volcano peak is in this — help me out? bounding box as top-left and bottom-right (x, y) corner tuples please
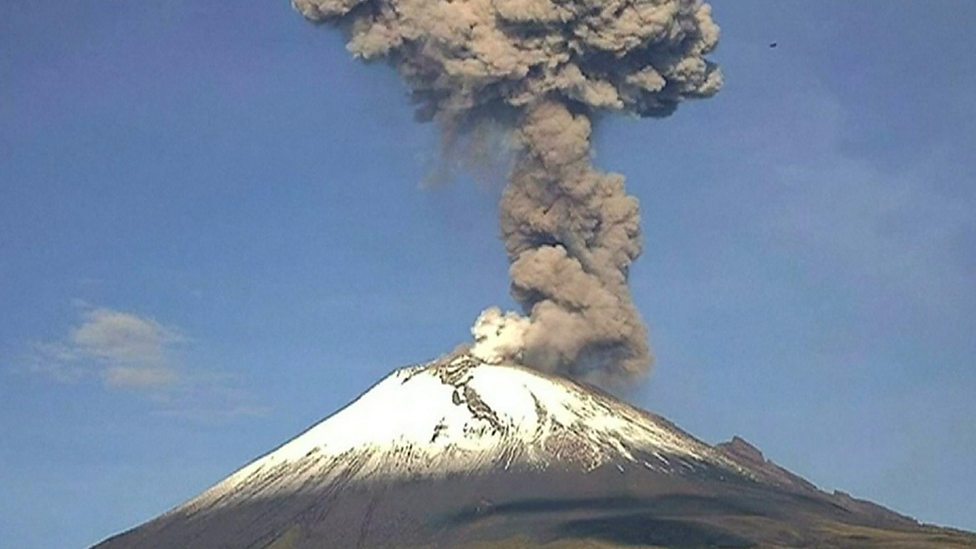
(100, 353), (965, 549)
(189, 353), (739, 511)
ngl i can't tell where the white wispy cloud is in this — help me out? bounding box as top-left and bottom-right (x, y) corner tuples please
(29, 306), (184, 388)
(21, 303), (266, 420)
(71, 308), (183, 365)
(103, 364), (179, 388)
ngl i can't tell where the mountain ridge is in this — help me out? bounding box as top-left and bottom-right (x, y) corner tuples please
(94, 353), (976, 548)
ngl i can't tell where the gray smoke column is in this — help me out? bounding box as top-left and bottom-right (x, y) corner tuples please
(293, 0), (721, 385)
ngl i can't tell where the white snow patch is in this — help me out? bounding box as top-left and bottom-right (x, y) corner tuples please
(188, 354), (740, 510)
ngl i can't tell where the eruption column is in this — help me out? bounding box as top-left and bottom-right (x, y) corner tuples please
(293, 0), (722, 384)
(496, 100), (649, 382)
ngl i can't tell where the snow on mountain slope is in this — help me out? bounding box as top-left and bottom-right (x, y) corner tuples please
(184, 353), (744, 514)
(96, 353), (976, 549)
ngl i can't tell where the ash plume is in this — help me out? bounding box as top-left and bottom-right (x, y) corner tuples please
(294, 0), (721, 384)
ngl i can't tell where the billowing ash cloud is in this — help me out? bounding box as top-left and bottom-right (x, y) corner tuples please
(294, 0), (721, 384)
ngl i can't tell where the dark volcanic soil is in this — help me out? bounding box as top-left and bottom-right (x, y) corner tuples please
(94, 458), (976, 548)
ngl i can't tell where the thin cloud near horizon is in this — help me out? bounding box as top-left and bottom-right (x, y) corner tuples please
(28, 305), (183, 389)
(20, 303), (267, 420)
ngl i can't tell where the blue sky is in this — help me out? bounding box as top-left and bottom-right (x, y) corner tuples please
(2, 1), (974, 547)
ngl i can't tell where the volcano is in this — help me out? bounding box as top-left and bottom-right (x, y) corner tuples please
(95, 353), (975, 548)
